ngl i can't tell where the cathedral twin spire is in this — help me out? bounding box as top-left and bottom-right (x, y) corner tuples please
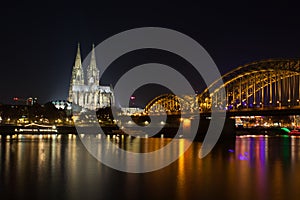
(68, 43), (100, 102)
(71, 43), (99, 85)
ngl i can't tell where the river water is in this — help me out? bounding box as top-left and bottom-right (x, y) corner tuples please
(1, 134), (300, 200)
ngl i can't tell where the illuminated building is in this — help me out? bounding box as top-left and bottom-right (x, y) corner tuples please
(68, 43), (114, 110)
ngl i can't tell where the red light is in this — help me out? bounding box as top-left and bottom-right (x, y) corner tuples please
(130, 96), (135, 100)
(13, 97), (19, 101)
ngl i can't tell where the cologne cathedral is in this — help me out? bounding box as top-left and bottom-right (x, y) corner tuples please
(68, 44), (114, 110)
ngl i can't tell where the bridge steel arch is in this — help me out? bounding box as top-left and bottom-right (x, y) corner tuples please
(198, 59), (300, 111)
(144, 94), (197, 113)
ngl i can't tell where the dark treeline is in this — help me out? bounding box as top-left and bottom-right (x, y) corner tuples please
(0, 102), (68, 124)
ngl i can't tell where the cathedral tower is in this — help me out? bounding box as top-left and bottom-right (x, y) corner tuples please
(68, 43), (114, 110)
(68, 43), (84, 102)
(87, 44), (99, 86)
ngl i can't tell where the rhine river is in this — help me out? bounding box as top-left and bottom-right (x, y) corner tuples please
(1, 135), (300, 200)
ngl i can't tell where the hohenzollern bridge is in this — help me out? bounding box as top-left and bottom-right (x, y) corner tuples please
(144, 59), (300, 116)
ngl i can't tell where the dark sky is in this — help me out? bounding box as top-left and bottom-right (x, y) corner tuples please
(1, 2), (300, 104)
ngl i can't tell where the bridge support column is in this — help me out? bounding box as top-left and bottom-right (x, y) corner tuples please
(195, 116), (236, 141)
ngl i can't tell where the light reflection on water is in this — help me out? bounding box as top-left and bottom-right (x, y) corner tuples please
(1, 135), (300, 199)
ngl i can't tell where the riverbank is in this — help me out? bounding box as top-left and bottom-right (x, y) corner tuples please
(236, 126), (290, 136)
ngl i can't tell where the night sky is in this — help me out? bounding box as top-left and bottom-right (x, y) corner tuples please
(1, 2), (300, 105)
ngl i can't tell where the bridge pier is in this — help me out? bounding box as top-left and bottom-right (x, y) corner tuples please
(195, 116), (236, 141)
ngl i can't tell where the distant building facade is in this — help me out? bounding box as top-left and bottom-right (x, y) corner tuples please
(68, 44), (114, 110)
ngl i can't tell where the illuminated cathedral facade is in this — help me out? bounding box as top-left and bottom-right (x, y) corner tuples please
(68, 44), (114, 110)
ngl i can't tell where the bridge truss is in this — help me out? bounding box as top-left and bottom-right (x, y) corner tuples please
(144, 59), (300, 113)
(198, 59), (300, 111)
